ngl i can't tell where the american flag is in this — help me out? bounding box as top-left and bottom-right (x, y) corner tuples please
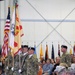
(2, 7), (10, 57)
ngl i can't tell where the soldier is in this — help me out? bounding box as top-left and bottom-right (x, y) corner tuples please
(11, 54), (20, 75)
(18, 45), (29, 75)
(26, 47), (39, 75)
(11, 45), (24, 75)
(5, 50), (13, 75)
(60, 45), (71, 67)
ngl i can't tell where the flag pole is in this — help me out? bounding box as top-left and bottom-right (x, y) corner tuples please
(12, 0), (18, 68)
(7, 0), (11, 66)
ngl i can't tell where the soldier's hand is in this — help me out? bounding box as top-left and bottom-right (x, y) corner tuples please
(6, 66), (9, 70)
(18, 69), (22, 73)
(11, 67), (14, 71)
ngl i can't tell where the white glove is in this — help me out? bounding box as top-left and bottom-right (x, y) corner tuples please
(18, 69), (22, 73)
(6, 66), (9, 70)
(11, 67), (14, 71)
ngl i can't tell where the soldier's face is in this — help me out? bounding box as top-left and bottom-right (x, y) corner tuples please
(61, 48), (66, 53)
(22, 48), (28, 53)
(28, 50), (34, 55)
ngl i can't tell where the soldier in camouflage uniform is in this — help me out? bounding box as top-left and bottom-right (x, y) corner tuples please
(26, 47), (39, 75)
(11, 45), (24, 75)
(5, 50), (13, 75)
(12, 54), (20, 75)
(60, 45), (71, 67)
(18, 45), (29, 75)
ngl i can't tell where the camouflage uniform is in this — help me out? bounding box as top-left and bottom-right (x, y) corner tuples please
(13, 54), (20, 75)
(26, 54), (39, 75)
(5, 55), (13, 75)
(20, 53), (29, 75)
(60, 52), (71, 67)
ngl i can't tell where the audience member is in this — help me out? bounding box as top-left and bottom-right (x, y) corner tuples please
(70, 56), (75, 69)
(38, 62), (43, 75)
(41, 59), (46, 68)
(51, 59), (55, 65)
(43, 59), (54, 75)
(52, 57), (60, 75)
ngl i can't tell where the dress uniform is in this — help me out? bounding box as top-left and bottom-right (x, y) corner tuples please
(60, 45), (71, 67)
(26, 47), (39, 75)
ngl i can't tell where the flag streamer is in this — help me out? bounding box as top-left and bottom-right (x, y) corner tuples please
(51, 44), (55, 60)
(40, 44), (44, 61)
(45, 44), (49, 61)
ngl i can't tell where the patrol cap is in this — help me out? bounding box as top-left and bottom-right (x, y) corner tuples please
(61, 45), (67, 49)
(28, 47), (35, 51)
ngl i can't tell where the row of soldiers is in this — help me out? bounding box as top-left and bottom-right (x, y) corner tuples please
(4, 45), (39, 75)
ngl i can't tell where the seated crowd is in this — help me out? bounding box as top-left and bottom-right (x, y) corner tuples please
(38, 55), (75, 75)
(38, 45), (75, 75)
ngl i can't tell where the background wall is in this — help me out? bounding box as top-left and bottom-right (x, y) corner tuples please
(0, 0), (75, 59)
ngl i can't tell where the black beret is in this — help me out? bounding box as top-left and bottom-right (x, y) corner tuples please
(61, 45), (67, 49)
(21, 45), (28, 48)
(28, 47), (35, 51)
(23, 45), (28, 48)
